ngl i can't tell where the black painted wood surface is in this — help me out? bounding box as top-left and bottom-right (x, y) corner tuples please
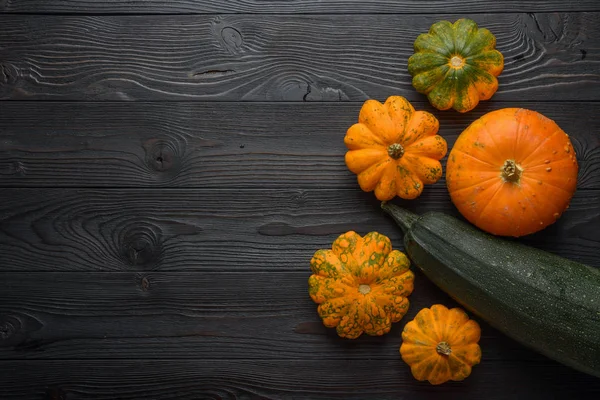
(2, 0), (600, 14)
(1, 2), (600, 399)
(1, 13), (598, 101)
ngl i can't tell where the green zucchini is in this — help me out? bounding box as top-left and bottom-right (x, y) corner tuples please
(381, 202), (600, 378)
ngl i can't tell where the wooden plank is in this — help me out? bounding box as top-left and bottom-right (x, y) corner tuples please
(0, 13), (598, 101)
(0, 188), (597, 273)
(0, 268), (598, 365)
(1, 101), (598, 189)
(1, 359), (599, 399)
(0, 269), (452, 360)
(2, 0), (600, 14)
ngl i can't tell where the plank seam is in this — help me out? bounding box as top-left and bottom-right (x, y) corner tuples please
(2, 11), (600, 16)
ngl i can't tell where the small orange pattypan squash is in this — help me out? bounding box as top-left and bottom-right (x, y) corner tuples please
(400, 304), (482, 385)
(308, 231), (414, 339)
(344, 96), (447, 201)
(408, 18), (504, 113)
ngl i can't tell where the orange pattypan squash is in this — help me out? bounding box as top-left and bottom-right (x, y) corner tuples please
(446, 108), (579, 237)
(308, 231), (414, 339)
(400, 304), (482, 385)
(344, 96), (447, 201)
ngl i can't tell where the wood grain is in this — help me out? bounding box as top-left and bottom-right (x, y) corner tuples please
(0, 13), (598, 101)
(0, 269), (457, 360)
(1, 101), (598, 189)
(2, 0), (600, 14)
(0, 268), (598, 365)
(1, 1), (599, 399)
(1, 359), (599, 399)
(0, 188), (597, 273)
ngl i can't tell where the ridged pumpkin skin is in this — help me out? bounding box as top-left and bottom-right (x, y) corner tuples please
(446, 108), (578, 237)
(344, 96), (448, 201)
(308, 231), (414, 339)
(408, 19), (504, 113)
(400, 304), (482, 385)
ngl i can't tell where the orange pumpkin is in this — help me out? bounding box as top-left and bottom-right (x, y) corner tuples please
(400, 304), (482, 385)
(446, 108), (578, 237)
(344, 96), (448, 201)
(308, 231), (414, 339)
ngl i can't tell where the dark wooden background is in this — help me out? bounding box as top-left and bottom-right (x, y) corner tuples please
(1, 1), (599, 399)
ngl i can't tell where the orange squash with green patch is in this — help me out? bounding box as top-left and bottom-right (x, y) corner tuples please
(344, 96), (447, 201)
(400, 304), (482, 385)
(308, 231), (414, 339)
(408, 18), (504, 113)
(446, 108), (578, 237)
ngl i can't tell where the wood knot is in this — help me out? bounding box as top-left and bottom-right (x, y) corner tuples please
(0, 318), (17, 341)
(134, 273), (154, 293)
(143, 139), (182, 174)
(0, 63), (20, 86)
(121, 225), (163, 267)
(221, 27), (243, 51)
(140, 275), (151, 292)
(0, 313), (44, 349)
(211, 17), (244, 54)
(290, 189), (308, 206)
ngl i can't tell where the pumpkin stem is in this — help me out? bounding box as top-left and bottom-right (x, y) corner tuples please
(387, 143), (405, 159)
(380, 202), (418, 234)
(436, 341), (452, 356)
(449, 55), (466, 69)
(358, 284), (371, 295)
(501, 159), (523, 184)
